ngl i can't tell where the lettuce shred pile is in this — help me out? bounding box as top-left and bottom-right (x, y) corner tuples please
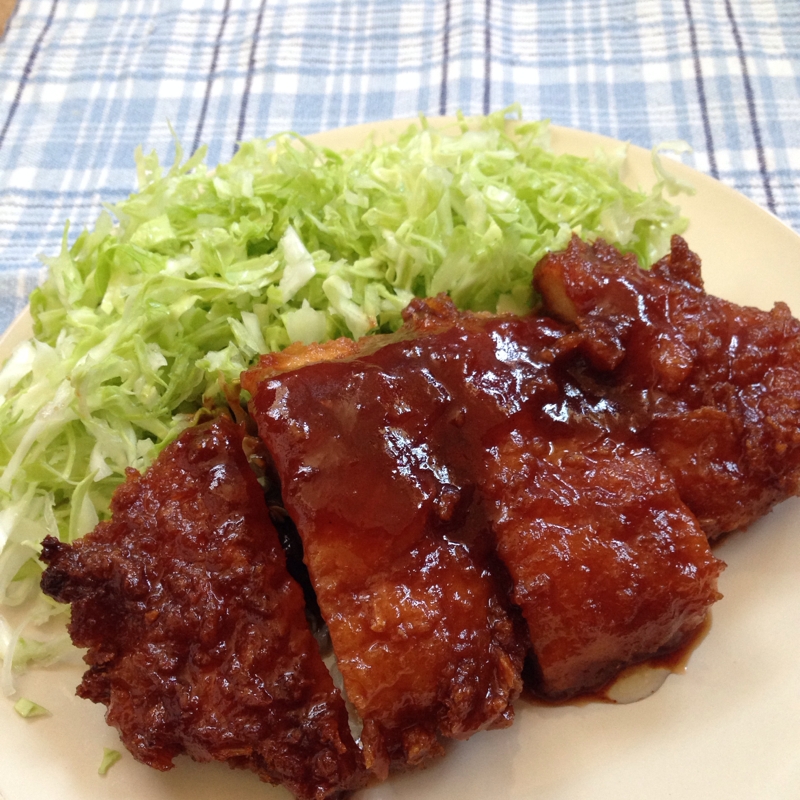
(0, 108), (687, 685)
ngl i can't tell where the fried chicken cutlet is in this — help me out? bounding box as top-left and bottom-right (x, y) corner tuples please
(243, 296), (722, 704)
(483, 418), (722, 698)
(243, 299), (532, 774)
(535, 235), (800, 538)
(40, 417), (364, 800)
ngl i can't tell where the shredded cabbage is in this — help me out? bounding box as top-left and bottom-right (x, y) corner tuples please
(13, 696), (50, 718)
(98, 747), (122, 775)
(0, 107), (688, 678)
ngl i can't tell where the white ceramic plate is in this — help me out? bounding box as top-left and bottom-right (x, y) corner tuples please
(1, 119), (799, 800)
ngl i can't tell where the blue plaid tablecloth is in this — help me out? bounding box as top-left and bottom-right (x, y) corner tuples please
(1, 0), (799, 335)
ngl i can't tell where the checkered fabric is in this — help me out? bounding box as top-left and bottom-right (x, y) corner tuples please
(1, 0), (799, 334)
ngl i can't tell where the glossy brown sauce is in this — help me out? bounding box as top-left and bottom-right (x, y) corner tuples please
(521, 611), (714, 708)
(535, 234), (800, 540)
(647, 608), (713, 675)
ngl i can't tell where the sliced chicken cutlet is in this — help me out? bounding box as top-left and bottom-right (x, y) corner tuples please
(243, 296), (721, 709)
(535, 234), (800, 538)
(243, 298), (532, 776)
(40, 417), (364, 800)
(484, 417), (723, 698)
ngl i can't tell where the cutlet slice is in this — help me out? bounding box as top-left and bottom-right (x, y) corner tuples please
(534, 234), (800, 538)
(484, 415), (724, 698)
(242, 299), (544, 776)
(40, 417), (364, 800)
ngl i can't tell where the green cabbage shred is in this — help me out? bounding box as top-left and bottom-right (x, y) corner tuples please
(13, 696), (50, 718)
(98, 747), (122, 775)
(0, 107), (688, 675)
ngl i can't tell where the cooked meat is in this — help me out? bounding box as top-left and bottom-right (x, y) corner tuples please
(243, 300), (556, 773)
(40, 417), (364, 800)
(484, 417), (722, 698)
(243, 295), (721, 705)
(535, 235), (800, 538)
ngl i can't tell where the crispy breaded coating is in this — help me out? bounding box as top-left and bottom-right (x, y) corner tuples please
(40, 417), (364, 800)
(535, 234), (800, 538)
